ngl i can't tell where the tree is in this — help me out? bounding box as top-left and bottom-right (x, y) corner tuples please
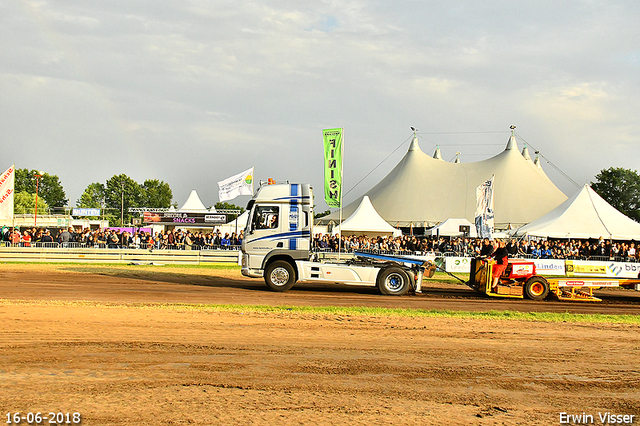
(77, 175), (175, 226)
(591, 167), (640, 222)
(140, 179), (173, 208)
(15, 168), (67, 208)
(14, 191), (49, 215)
(215, 202), (245, 221)
(104, 174), (143, 226)
(76, 183), (106, 208)
(314, 209), (331, 219)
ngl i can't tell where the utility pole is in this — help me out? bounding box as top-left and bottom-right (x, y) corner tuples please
(121, 182), (125, 226)
(34, 172), (43, 227)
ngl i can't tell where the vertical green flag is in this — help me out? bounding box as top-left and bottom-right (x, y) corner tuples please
(323, 128), (343, 208)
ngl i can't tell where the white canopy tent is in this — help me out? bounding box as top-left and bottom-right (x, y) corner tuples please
(333, 196), (401, 237)
(515, 185), (640, 240)
(426, 218), (478, 238)
(179, 190), (213, 213)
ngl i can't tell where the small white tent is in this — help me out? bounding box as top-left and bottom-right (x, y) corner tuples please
(516, 185), (640, 240)
(426, 218), (477, 238)
(333, 196), (401, 237)
(179, 190), (212, 213)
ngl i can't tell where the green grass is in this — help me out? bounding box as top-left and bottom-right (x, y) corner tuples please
(2, 299), (639, 324)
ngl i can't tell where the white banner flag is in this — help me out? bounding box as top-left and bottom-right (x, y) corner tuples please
(218, 167), (254, 202)
(0, 164), (15, 223)
(474, 175), (495, 239)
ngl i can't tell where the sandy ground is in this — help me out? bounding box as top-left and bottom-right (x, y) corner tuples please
(1, 264), (639, 425)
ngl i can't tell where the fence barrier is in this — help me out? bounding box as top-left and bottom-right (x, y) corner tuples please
(0, 246), (240, 265)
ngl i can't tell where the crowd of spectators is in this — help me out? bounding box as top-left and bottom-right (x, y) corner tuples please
(313, 233), (640, 263)
(1, 227), (243, 250)
(2, 226), (640, 263)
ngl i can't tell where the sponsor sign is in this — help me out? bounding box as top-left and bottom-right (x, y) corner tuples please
(143, 212), (227, 225)
(510, 262), (535, 277)
(556, 279), (621, 288)
(533, 259), (565, 276)
(442, 257), (640, 278)
(72, 208), (101, 216)
(0, 164), (15, 223)
(445, 256), (472, 273)
(607, 261), (640, 279)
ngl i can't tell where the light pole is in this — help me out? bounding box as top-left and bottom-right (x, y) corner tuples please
(121, 182), (125, 226)
(34, 172), (43, 227)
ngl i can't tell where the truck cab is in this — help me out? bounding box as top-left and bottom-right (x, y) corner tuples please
(241, 183), (313, 279)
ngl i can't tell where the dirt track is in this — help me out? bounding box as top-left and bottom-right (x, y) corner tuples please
(1, 264), (639, 425)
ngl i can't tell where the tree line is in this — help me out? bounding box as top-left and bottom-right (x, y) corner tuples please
(12, 169), (243, 226)
(11, 166), (640, 225)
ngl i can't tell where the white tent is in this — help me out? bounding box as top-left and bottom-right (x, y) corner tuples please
(333, 196), (401, 237)
(323, 131), (567, 228)
(426, 218), (477, 238)
(179, 190), (212, 213)
(515, 185), (640, 240)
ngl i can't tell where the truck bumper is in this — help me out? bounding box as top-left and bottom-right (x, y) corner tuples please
(241, 268), (264, 278)
(241, 253), (264, 278)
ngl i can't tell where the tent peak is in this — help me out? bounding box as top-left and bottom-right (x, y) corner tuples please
(533, 154), (542, 169)
(179, 189), (210, 212)
(433, 145), (443, 160)
(521, 144), (532, 160)
(408, 136), (422, 152)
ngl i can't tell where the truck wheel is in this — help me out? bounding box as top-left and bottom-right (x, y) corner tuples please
(264, 260), (296, 292)
(378, 267), (410, 296)
(524, 276), (549, 301)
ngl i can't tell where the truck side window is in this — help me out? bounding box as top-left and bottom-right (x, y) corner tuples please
(251, 206), (279, 231)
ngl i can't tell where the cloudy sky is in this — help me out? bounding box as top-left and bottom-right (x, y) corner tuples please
(2, 0), (639, 212)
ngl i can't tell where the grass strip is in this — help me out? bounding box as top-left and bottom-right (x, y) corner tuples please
(1, 299), (638, 324)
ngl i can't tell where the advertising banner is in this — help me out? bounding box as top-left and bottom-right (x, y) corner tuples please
(218, 167), (254, 202)
(532, 259), (565, 276)
(474, 175), (494, 239)
(323, 128), (343, 208)
(445, 256), (473, 273)
(144, 212), (227, 225)
(72, 208), (101, 216)
(443, 257), (639, 278)
(0, 164), (15, 223)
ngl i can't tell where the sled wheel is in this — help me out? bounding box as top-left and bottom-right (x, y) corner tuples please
(264, 260), (296, 292)
(524, 276), (549, 301)
(378, 267), (411, 296)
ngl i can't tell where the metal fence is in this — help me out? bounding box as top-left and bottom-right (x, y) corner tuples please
(0, 245), (240, 265)
(0, 241), (241, 251)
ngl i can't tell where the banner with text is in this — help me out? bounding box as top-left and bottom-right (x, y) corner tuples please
(0, 164), (15, 223)
(474, 175), (495, 239)
(218, 167), (254, 202)
(567, 260), (640, 279)
(323, 128), (343, 208)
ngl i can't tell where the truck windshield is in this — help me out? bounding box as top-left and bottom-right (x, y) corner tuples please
(250, 206), (280, 231)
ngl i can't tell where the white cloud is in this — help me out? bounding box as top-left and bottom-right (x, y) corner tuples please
(1, 0), (640, 209)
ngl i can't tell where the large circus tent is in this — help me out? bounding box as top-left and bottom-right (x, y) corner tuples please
(320, 131), (568, 230)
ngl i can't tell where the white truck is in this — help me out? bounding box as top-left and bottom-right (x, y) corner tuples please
(241, 182), (434, 295)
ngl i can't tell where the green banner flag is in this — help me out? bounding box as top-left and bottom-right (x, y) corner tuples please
(323, 128), (343, 208)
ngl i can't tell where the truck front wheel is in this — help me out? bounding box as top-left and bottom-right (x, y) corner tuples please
(265, 260), (296, 292)
(524, 276), (549, 301)
(378, 267), (411, 296)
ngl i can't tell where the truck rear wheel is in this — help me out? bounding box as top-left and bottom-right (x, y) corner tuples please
(378, 267), (410, 296)
(265, 260), (296, 292)
(524, 276), (549, 301)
